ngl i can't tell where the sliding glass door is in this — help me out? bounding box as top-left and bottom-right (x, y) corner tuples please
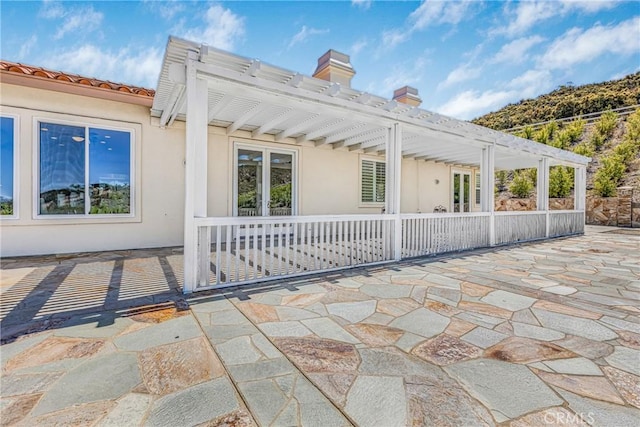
(452, 171), (471, 213)
(235, 145), (295, 217)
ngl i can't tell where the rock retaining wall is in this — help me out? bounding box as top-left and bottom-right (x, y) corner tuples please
(586, 186), (639, 228)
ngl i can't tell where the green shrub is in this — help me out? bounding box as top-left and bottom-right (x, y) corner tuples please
(593, 155), (626, 197)
(550, 130), (570, 149)
(525, 168), (537, 186)
(565, 118), (585, 143)
(595, 110), (618, 138)
(517, 126), (534, 140)
(624, 109), (640, 143)
(544, 121), (558, 139)
(534, 127), (550, 145)
(591, 133), (605, 150)
(572, 141), (594, 157)
(496, 170), (508, 191)
(549, 166), (573, 197)
(613, 141), (637, 164)
(510, 171), (534, 198)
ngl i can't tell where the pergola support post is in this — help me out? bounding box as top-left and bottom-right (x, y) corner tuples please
(481, 144), (495, 245)
(386, 123), (403, 260)
(183, 51), (209, 294)
(574, 165), (586, 232)
(537, 157), (550, 238)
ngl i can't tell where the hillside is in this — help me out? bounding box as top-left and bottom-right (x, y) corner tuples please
(472, 72), (640, 198)
(472, 72), (640, 130)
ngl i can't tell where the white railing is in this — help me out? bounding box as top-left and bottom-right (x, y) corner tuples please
(494, 211), (547, 245)
(194, 214), (394, 290)
(401, 213), (491, 258)
(188, 210), (585, 292)
(549, 210), (584, 237)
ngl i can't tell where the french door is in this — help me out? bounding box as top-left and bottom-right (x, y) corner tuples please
(234, 144), (296, 217)
(452, 171), (471, 213)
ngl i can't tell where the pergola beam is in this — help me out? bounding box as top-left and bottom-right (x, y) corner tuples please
(226, 102), (268, 134)
(252, 108), (297, 138)
(275, 113), (323, 141)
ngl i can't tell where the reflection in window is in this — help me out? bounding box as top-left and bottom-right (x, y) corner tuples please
(39, 122), (131, 216)
(89, 128), (131, 214)
(0, 116), (15, 216)
(39, 122), (85, 214)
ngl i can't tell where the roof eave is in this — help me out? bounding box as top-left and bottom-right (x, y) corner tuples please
(1, 71), (154, 107)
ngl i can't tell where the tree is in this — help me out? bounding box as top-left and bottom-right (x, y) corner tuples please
(510, 171), (533, 198)
(549, 166), (573, 198)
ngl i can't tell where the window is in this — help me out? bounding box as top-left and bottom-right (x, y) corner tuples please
(38, 121), (132, 216)
(475, 172), (481, 205)
(361, 159), (385, 203)
(1, 115), (17, 217)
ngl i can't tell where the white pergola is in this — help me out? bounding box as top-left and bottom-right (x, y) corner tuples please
(151, 37), (590, 292)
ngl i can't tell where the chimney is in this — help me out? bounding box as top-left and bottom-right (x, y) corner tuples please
(393, 86), (422, 107)
(312, 50), (355, 88)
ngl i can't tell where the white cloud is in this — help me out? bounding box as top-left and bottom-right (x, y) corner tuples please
(351, 0), (372, 10)
(492, 35), (545, 64)
(561, 0), (617, 13)
(350, 38), (368, 56)
(439, 63), (482, 89)
(438, 89), (515, 119)
(410, 0), (474, 30)
(38, 2), (103, 40)
(538, 17), (640, 70)
(381, 29), (411, 50)
(144, 0), (185, 20)
(42, 44), (163, 88)
(180, 5), (245, 51)
(381, 0), (477, 50)
(287, 25), (330, 49)
(18, 35), (37, 60)
(39, 0), (64, 19)
(368, 57), (426, 98)
(507, 69), (554, 97)
(438, 69), (554, 119)
(54, 6), (103, 40)
(496, 0), (619, 37)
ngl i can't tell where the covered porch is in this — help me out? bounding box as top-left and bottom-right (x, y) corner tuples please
(152, 37), (590, 293)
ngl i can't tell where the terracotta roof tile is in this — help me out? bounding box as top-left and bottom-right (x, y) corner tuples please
(0, 60), (155, 98)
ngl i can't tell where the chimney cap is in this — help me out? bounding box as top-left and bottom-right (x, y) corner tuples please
(314, 49), (355, 75)
(313, 49), (355, 87)
(393, 85), (422, 107)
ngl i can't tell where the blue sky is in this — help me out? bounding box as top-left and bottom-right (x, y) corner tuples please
(1, 1), (639, 120)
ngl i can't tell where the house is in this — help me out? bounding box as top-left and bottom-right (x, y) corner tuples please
(0, 36), (589, 293)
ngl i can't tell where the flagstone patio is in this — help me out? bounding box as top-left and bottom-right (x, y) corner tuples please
(1, 227), (639, 426)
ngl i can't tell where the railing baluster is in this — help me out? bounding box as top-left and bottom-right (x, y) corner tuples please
(313, 221), (319, 270)
(285, 222), (291, 275)
(261, 223), (267, 277)
(337, 221), (343, 267)
(215, 225), (221, 286)
(253, 223), (259, 280)
(244, 225), (250, 280)
(225, 225), (232, 282)
(292, 222), (298, 274)
(235, 225), (241, 282)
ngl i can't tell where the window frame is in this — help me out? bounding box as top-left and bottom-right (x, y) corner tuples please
(33, 116), (136, 220)
(232, 141), (298, 217)
(451, 169), (472, 213)
(360, 157), (386, 206)
(0, 113), (20, 220)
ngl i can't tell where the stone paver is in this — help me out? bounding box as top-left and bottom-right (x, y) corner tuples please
(445, 358), (563, 421)
(2, 227), (640, 425)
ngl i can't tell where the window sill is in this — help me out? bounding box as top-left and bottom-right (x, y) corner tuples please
(11, 214), (142, 226)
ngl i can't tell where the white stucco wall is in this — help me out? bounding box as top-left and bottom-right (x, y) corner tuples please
(1, 83), (185, 257)
(1, 82), (484, 256)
